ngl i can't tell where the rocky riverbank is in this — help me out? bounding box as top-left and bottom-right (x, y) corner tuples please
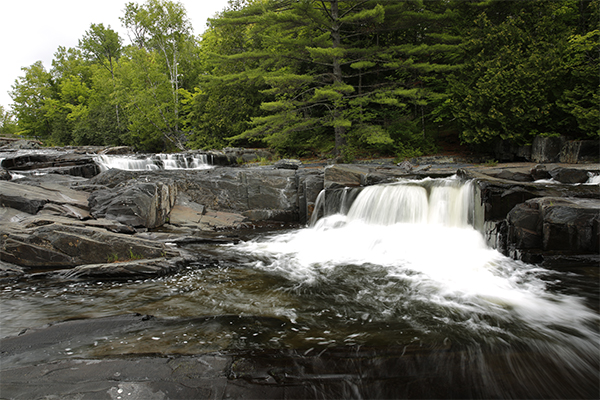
(1, 145), (599, 281)
(1, 144), (599, 400)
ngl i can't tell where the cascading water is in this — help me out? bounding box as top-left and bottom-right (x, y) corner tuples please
(230, 176), (599, 397)
(94, 153), (213, 171)
(1, 176), (597, 397)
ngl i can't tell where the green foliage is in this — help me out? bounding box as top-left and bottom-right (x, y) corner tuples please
(0, 105), (18, 136)
(6, 0), (596, 157)
(10, 61), (53, 139)
(448, 0), (598, 146)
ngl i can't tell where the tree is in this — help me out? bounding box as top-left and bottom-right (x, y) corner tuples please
(116, 47), (181, 151)
(79, 23), (124, 132)
(121, 0), (194, 148)
(209, 0), (459, 158)
(447, 0), (597, 146)
(0, 105), (18, 136)
(10, 61), (53, 139)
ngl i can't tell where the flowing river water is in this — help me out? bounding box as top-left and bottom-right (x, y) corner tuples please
(1, 175), (598, 397)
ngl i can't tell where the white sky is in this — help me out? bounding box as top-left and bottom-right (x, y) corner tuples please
(0, 0), (231, 111)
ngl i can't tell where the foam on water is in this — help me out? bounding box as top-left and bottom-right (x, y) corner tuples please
(232, 177), (599, 345)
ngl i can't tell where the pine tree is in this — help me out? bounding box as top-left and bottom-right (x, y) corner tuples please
(208, 0), (461, 158)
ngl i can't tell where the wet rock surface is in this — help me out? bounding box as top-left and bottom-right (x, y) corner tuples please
(2, 314), (597, 400)
(1, 148), (599, 399)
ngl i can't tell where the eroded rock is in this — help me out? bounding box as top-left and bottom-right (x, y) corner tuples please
(507, 197), (600, 261)
(89, 180), (177, 229)
(1, 223), (178, 269)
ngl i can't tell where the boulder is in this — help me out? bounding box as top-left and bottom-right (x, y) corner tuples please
(530, 164), (551, 181)
(274, 159), (302, 170)
(89, 180), (177, 229)
(507, 197), (600, 257)
(491, 139), (531, 162)
(0, 167), (11, 180)
(324, 164), (370, 189)
(549, 167), (590, 184)
(560, 140), (600, 164)
(0, 223), (178, 269)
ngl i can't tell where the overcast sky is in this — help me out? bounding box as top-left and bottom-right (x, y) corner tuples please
(0, 0), (231, 111)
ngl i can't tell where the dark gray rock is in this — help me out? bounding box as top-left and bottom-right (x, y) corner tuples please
(297, 170), (324, 224)
(549, 167), (590, 184)
(531, 136), (566, 163)
(0, 139), (42, 150)
(0, 223), (178, 269)
(459, 168), (600, 223)
(1, 152), (100, 178)
(175, 168), (298, 222)
(397, 160), (413, 173)
(491, 170), (533, 182)
(530, 164), (551, 181)
(507, 197), (600, 258)
(0, 180), (90, 215)
(324, 164), (370, 189)
(560, 140), (600, 164)
(89, 180), (177, 229)
(274, 158), (302, 170)
(0, 167), (11, 180)
(99, 146), (134, 155)
(491, 139), (531, 162)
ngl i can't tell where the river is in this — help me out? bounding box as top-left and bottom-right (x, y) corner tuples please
(1, 174), (598, 398)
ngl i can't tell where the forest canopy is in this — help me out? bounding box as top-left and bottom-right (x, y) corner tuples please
(5, 0), (599, 159)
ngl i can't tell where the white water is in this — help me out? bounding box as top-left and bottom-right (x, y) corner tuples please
(95, 153), (213, 171)
(232, 177), (599, 348)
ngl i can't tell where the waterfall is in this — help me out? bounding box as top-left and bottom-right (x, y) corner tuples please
(310, 176), (475, 228)
(95, 153), (213, 171)
(231, 176), (599, 397)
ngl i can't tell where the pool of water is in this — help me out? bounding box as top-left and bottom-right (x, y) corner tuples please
(1, 178), (598, 398)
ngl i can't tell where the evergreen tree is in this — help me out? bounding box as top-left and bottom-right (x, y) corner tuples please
(209, 0), (460, 158)
(447, 0), (598, 147)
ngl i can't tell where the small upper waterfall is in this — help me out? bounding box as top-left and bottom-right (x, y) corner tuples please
(95, 153), (213, 171)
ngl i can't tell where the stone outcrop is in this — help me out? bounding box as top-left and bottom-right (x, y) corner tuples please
(1, 146), (599, 278)
(1, 220), (178, 269)
(459, 165), (600, 268)
(0, 179), (90, 215)
(507, 197), (599, 258)
(89, 180), (177, 229)
(0, 152), (100, 178)
(489, 137), (599, 164)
